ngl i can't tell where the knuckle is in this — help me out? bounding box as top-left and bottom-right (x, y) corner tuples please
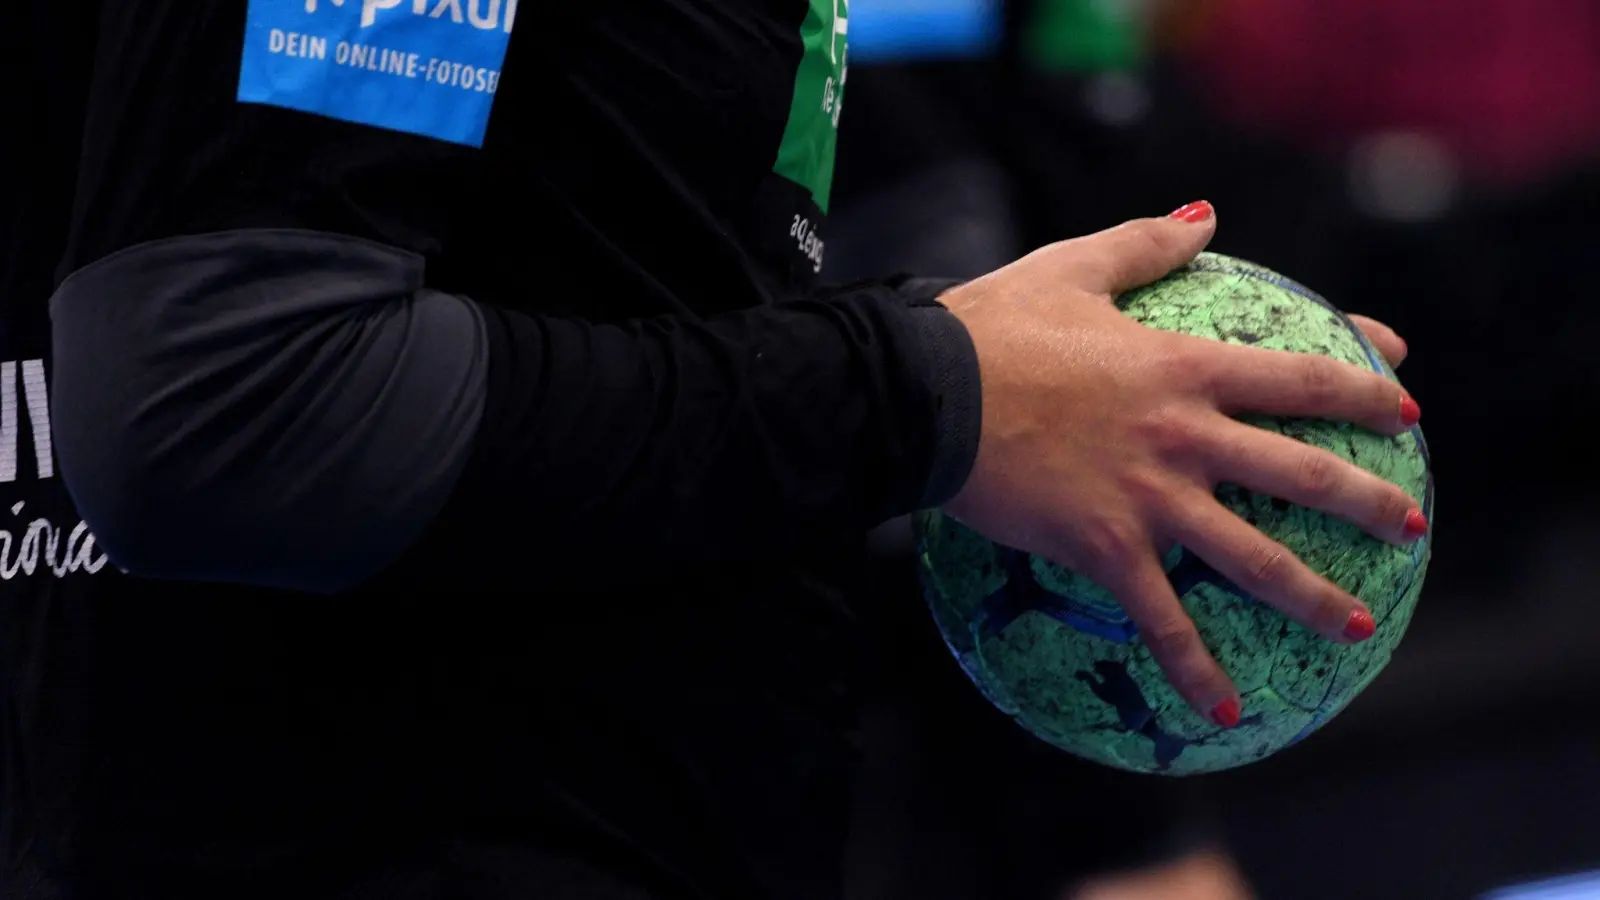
(1294, 580), (1355, 636)
(1059, 248), (1115, 291)
(1076, 518), (1143, 570)
(1315, 588), (1355, 632)
(1135, 406), (1205, 460)
(1101, 221), (1170, 279)
(1158, 340), (1213, 389)
(1244, 541), (1289, 590)
(1373, 375), (1400, 411)
(1294, 450), (1342, 500)
(1081, 259), (1117, 292)
(1124, 219), (1170, 256)
(1374, 485), (1411, 530)
(1143, 617), (1202, 669)
(1298, 356), (1341, 406)
(1124, 470), (1178, 514)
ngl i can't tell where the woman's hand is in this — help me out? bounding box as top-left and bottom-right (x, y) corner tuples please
(942, 204), (1425, 726)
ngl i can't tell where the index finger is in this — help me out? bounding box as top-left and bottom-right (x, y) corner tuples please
(1096, 552), (1241, 728)
(1197, 342), (1419, 436)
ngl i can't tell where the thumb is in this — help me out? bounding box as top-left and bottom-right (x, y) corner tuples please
(1075, 201), (1217, 296)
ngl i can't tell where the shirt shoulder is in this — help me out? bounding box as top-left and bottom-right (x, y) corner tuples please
(65, 0), (850, 309)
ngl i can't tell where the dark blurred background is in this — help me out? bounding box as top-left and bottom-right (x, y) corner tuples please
(830, 1), (1600, 898)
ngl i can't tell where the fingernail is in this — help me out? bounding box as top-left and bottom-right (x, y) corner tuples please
(1399, 394), (1421, 427)
(1169, 200), (1214, 223)
(1343, 609), (1377, 642)
(1210, 697), (1241, 729)
(1404, 508), (1428, 539)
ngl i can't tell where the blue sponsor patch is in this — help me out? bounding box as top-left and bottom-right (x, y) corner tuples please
(849, 0), (1000, 63)
(237, 0), (517, 147)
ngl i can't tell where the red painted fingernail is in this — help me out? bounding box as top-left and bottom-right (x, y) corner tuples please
(1210, 697), (1241, 729)
(1169, 200), (1214, 223)
(1343, 609), (1377, 642)
(1399, 394), (1421, 427)
(1404, 508), (1428, 539)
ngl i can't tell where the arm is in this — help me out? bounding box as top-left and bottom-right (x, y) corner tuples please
(51, 232), (977, 593)
(50, 5), (981, 594)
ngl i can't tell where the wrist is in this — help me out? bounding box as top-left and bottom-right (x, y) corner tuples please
(903, 300), (983, 509)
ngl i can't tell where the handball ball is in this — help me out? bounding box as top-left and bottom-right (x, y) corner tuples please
(914, 252), (1434, 775)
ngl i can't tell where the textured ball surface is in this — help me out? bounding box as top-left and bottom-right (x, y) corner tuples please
(915, 252), (1434, 775)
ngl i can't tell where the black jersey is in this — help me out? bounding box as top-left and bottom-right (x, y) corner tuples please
(2, 1), (983, 898)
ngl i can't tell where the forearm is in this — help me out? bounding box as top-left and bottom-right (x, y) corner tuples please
(50, 230), (980, 592)
(447, 275), (978, 570)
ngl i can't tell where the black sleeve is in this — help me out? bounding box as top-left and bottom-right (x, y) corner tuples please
(450, 274), (979, 580)
(47, 3), (982, 593)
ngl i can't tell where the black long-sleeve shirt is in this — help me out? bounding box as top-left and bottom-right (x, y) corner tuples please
(2, 1), (982, 898)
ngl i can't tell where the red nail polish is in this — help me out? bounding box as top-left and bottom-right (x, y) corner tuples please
(1210, 697), (1241, 729)
(1169, 200), (1214, 223)
(1404, 508), (1428, 539)
(1343, 609), (1376, 642)
(1399, 395), (1421, 427)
